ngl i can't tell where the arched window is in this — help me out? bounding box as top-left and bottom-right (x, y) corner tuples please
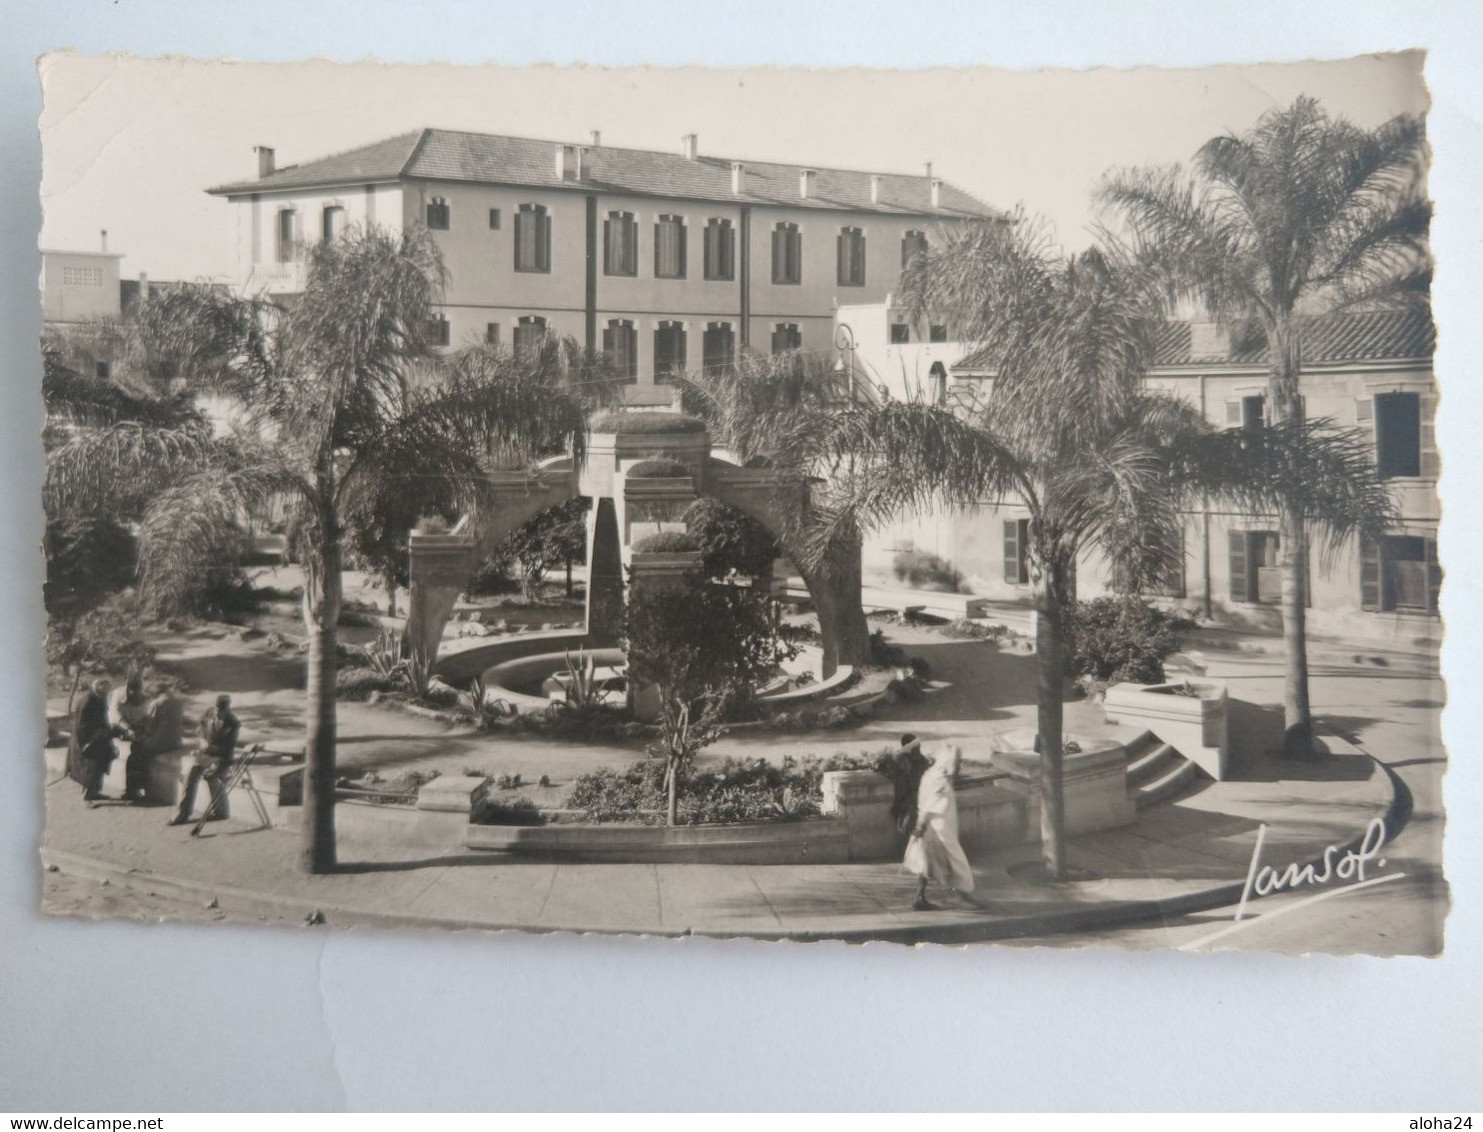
(514, 204), (551, 273)
(514, 315), (548, 356)
(604, 211), (637, 276)
(770, 323), (801, 354)
(276, 209), (299, 263)
(603, 319), (638, 383)
(702, 322), (735, 374)
(929, 361), (948, 405)
(703, 218), (735, 281)
(655, 214), (687, 279)
(321, 205), (346, 243)
(902, 229), (928, 269)
(837, 226), (866, 287)
(426, 196), (451, 230)
(772, 222), (801, 285)
(654, 321), (686, 383)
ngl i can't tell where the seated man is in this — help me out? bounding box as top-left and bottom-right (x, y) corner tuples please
(169, 694), (241, 827)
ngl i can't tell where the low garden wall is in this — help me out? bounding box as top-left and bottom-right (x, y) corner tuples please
(467, 819), (852, 864)
(820, 770), (1034, 859)
(987, 729), (1137, 834)
(1103, 680), (1229, 780)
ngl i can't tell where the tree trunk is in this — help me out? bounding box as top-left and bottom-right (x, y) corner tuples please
(300, 527), (342, 874)
(1270, 322), (1315, 758)
(1035, 564), (1068, 880)
(385, 573), (397, 619)
(565, 556), (573, 598)
(666, 758), (679, 827)
(1279, 508), (1314, 758)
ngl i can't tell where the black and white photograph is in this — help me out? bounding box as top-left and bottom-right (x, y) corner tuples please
(31, 50), (1448, 954)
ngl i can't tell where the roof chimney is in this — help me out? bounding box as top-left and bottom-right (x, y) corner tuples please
(930, 179), (944, 208)
(731, 163), (746, 195)
(799, 169), (817, 199)
(682, 133), (699, 161)
(255, 146), (275, 178)
(590, 130), (602, 147)
(870, 175), (883, 204)
(555, 143), (579, 181)
(100, 229), (108, 254)
(924, 161), (933, 180)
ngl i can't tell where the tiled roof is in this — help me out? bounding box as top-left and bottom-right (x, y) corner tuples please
(207, 127), (1002, 218)
(957, 308), (1434, 372)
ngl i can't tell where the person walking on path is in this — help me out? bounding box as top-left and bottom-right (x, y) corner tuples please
(169, 694), (241, 827)
(67, 678), (120, 803)
(905, 745), (976, 911)
(890, 733), (931, 848)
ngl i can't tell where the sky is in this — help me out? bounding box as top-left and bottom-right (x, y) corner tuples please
(37, 51), (1428, 282)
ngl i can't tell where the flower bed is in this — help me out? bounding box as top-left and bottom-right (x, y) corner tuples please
(565, 752), (892, 826)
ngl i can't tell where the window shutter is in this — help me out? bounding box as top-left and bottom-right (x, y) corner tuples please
(540, 211), (551, 272)
(1003, 520), (1022, 584)
(602, 324), (613, 355)
(1225, 401), (1243, 428)
(1228, 531), (1249, 603)
(837, 232), (847, 286)
(1420, 393), (1438, 478)
(772, 228), (785, 283)
(1425, 538), (1442, 614)
(1359, 537), (1381, 611)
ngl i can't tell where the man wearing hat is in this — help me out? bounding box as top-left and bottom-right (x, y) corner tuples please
(169, 694), (241, 827)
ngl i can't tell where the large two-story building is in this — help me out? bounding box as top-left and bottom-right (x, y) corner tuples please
(206, 129), (1003, 405)
(840, 301), (1438, 648)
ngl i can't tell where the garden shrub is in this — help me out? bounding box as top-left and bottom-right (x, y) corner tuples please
(565, 752), (891, 826)
(892, 546), (965, 593)
(336, 668), (392, 701)
(631, 530), (699, 553)
(472, 795), (545, 826)
(1064, 596), (1192, 685)
(868, 628), (907, 668)
(683, 498), (779, 580)
(627, 458), (691, 479)
(588, 410), (707, 434)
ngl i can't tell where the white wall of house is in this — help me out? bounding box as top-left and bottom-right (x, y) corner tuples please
(40, 250), (123, 324)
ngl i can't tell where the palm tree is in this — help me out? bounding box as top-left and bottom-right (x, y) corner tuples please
(45, 225), (588, 873)
(806, 218), (1225, 879)
(677, 349), (872, 671)
(1099, 96), (1429, 757)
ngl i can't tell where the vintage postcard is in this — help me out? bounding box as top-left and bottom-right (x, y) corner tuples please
(36, 52), (1445, 955)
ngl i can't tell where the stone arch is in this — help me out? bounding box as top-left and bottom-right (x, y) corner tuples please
(405, 414), (868, 676)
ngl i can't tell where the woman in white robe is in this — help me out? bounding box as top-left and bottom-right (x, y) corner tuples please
(904, 746), (975, 909)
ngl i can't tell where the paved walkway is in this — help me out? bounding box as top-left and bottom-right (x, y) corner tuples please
(41, 736), (1402, 943)
(39, 603), (1445, 947)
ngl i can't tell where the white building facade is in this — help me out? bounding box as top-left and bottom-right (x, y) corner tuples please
(208, 131), (1003, 405)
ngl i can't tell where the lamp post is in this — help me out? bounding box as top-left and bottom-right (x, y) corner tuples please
(834, 323), (858, 406)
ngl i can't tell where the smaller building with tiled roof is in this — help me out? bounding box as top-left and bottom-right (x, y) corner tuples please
(835, 296), (1438, 648)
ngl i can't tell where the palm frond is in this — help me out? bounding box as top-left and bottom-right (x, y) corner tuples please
(44, 421), (219, 519)
(137, 459), (309, 613)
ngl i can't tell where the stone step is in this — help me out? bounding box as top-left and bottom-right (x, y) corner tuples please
(1134, 757), (1202, 809)
(1127, 740), (1179, 787)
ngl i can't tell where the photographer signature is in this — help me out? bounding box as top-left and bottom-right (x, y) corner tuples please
(1181, 816), (1405, 949)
